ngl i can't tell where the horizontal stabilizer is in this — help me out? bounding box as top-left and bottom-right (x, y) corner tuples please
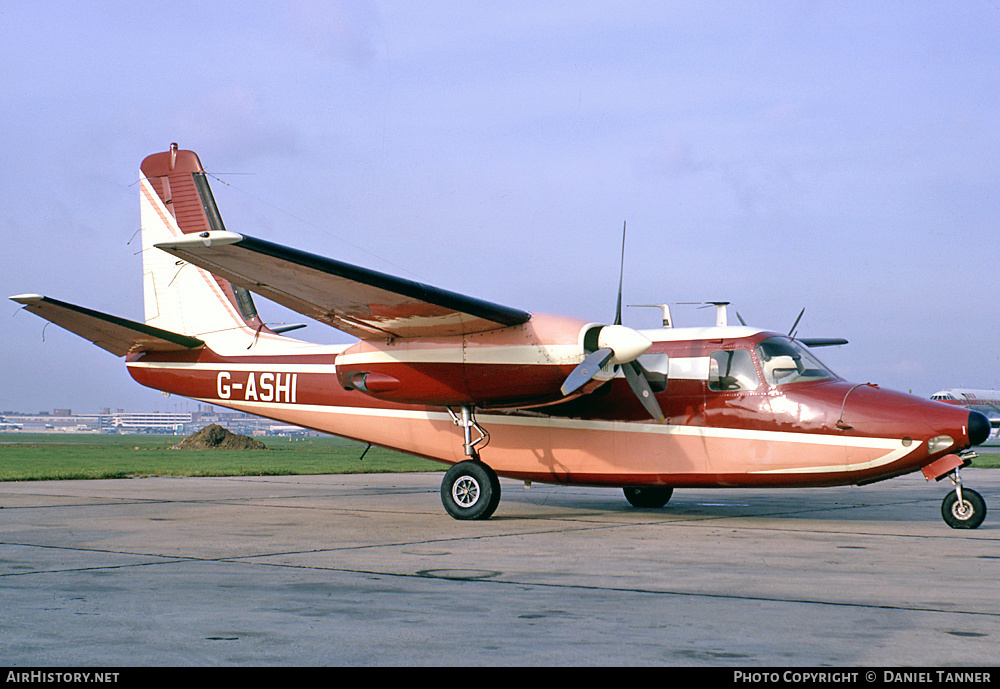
(10, 294), (204, 357)
(153, 231), (532, 339)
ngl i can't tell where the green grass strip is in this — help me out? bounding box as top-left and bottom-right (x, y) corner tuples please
(0, 433), (442, 481)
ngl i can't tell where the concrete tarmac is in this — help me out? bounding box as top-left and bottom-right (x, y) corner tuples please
(1, 469), (998, 667)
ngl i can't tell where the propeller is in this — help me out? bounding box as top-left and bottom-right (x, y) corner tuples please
(787, 308), (848, 347)
(559, 222), (665, 422)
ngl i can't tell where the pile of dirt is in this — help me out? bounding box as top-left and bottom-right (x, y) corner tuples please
(171, 424), (267, 450)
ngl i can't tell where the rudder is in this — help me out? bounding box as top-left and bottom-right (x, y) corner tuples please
(139, 144), (264, 346)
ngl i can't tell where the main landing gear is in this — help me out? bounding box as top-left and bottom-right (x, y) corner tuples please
(441, 406), (500, 520)
(441, 460), (501, 520)
(941, 466), (987, 530)
(623, 486), (674, 508)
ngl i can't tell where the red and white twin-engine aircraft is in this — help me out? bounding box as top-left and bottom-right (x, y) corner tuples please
(12, 145), (991, 528)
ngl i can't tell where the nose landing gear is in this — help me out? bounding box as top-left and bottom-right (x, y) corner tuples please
(941, 466), (987, 529)
(922, 454), (987, 529)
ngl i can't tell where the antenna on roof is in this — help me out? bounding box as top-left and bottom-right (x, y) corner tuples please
(678, 301), (731, 327)
(708, 301), (729, 327)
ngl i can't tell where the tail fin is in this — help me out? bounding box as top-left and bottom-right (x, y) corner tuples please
(139, 144), (265, 346)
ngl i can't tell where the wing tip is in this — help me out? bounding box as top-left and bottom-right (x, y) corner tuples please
(154, 231), (245, 251)
(10, 293), (44, 305)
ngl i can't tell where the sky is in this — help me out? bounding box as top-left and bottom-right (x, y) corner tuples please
(2, 1), (999, 414)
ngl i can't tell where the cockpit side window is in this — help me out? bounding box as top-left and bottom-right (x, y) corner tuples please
(708, 349), (760, 392)
(755, 336), (836, 386)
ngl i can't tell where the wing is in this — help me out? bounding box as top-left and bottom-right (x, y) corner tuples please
(10, 294), (204, 356)
(153, 231), (532, 339)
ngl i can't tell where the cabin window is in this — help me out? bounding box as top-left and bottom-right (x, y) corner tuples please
(708, 350), (759, 391)
(755, 336), (835, 386)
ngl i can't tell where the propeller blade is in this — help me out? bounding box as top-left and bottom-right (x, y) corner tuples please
(560, 347), (614, 396)
(614, 221), (626, 326)
(797, 337), (848, 348)
(622, 360), (665, 423)
(788, 308), (805, 338)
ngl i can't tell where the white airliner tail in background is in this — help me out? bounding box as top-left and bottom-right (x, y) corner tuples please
(932, 388), (1000, 435)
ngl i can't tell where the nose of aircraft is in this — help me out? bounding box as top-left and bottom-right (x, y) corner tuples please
(969, 410), (991, 447)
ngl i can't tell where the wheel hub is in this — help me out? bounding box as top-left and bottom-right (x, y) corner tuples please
(452, 477), (481, 508)
(951, 499), (973, 520)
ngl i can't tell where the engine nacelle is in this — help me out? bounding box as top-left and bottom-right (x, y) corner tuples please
(335, 314), (613, 407)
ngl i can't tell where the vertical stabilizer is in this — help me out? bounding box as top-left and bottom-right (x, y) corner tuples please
(139, 144), (264, 346)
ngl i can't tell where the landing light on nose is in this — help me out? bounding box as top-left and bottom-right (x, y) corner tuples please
(968, 410), (990, 447)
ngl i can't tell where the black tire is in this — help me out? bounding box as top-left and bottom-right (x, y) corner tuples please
(941, 488), (987, 529)
(623, 486), (673, 509)
(441, 460), (501, 520)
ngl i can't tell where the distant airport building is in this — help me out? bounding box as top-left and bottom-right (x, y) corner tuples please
(0, 406), (316, 436)
(109, 412), (192, 433)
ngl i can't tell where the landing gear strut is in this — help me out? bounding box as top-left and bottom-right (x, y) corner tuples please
(441, 406), (500, 520)
(446, 405), (489, 461)
(941, 466), (986, 529)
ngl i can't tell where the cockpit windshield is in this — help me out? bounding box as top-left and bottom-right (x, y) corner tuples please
(755, 336), (837, 386)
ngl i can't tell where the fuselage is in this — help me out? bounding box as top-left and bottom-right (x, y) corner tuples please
(125, 318), (983, 490)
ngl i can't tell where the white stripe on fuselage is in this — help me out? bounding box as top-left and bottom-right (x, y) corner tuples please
(127, 360), (342, 374)
(316, 346), (713, 380)
(334, 344), (582, 366)
(189, 397), (913, 476)
(298, 326), (765, 368)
